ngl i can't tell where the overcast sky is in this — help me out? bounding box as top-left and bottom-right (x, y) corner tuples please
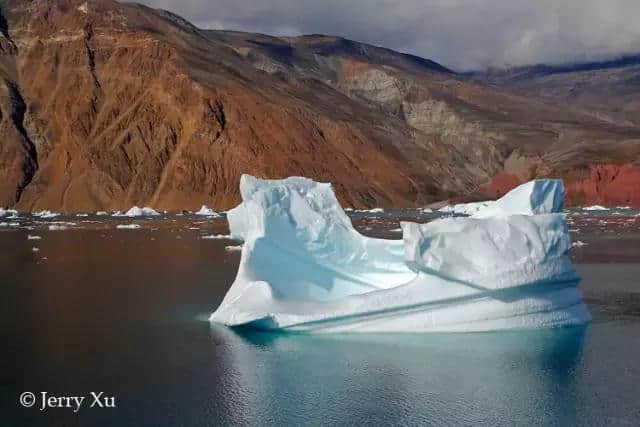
(139, 0), (640, 71)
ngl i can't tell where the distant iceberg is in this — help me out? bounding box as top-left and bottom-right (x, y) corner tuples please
(115, 206), (160, 217)
(0, 208), (18, 217)
(34, 210), (59, 218)
(582, 205), (609, 211)
(439, 201), (493, 216)
(211, 175), (590, 333)
(195, 205), (221, 216)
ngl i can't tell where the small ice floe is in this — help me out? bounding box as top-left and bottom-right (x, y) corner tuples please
(96, 211), (108, 216)
(116, 224), (141, 229)
(582, 205), (609, 211)
(616, 206), (632, 210)
(48, 225), (68, 231)
(344, 208), (354, 212)
(224, 245), (242, 252)
(188, 227), (200, 230)
(32, 247), (40, 252)
(0, 208), (19, 217)
(355, 207), (384, 213)
(76, 213), (89, 217)
(439, 201), (494, 216)
(390, 227), (403, 232)
(118, 206), (160, 217)
(27, 235), (42, 240)
(421, 208), (433, 213)
(572, 240), (588, 248)
(201, 234), (232, 240)
(34, 210), (60, 218)
(195, 205), (221, 216)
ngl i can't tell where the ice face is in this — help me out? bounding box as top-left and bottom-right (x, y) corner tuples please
(402, 214), (578, 290)
(472, 179), (565, 218)
(211, 175), (590, 333)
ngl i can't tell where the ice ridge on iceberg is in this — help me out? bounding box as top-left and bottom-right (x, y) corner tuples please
(211, 175), (590, 333)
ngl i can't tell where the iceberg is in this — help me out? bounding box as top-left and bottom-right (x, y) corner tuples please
(0, 208), (18, 217)
(116, 224), (141, 229)
(34, 210), (59, 218)
(438, 201), (493, 216)
(195, 205), (221, 216)
(211, 175), (590, 333)
(117, 206), (160, 217)
(582, 205), (609, 211)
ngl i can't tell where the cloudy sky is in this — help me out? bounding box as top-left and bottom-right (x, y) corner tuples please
(140, 0), (640, 71)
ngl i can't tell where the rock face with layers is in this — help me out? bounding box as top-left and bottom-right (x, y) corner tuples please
(0, 0), (639, 212)
(211, 175), (590, 333)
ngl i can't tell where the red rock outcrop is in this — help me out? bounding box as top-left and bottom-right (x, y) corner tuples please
(565, 164), (640, 207)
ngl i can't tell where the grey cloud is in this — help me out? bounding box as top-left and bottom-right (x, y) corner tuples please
(139, 0), (640, 70)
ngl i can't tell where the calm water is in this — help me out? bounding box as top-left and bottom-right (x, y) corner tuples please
(1, 210), (639, 426)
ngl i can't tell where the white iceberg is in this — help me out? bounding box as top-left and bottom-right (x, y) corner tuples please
(0, 208), (18, 217)
(195, 205), (221, 216)
(116, 224), (141, 229)
(117, 206), (160, 217)
(582, 205), (609, 211)
(211, 175), (590, 333)
(438, 201), (493, 216)
(201, 234), (232, 240)
(34, 210), (59, 218)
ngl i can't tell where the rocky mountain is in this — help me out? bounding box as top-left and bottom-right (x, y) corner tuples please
(0, 0), (639, 212)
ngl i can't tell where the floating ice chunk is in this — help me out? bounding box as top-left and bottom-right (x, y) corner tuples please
(211, 175), (590, 333)
(76, 213), (89, 217)
(122, 206), (160, 217)
(572, 240), (588, 248)
(583, 205), (609, 211)
(201, 234), (232, 240)
(27, 235), (42, 240)
(195, 205), (221, 216)
(34, 210), (59, 218)
(0, 208), (18, 217)
(48, 225), (68, 231)
(421, 207), (433, 213)
(439, 201), (493, 216)
(225, 245), (243, 252)
(96, 211), (108, 216)
(117, 224), (141, 229)
(355, 207), (384, 213)
(32, 247), (40, 252)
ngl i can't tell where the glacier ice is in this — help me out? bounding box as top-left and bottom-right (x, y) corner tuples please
(120, 206), (160, 217)
(34, 210), (59, 218)
(437, 180), (564, 219)
(582, 205), (609, 211)
(439, 201), (493, 216)
(211, 175), (590, 333)
(195, 205), (221, 216)
(0, 208), (18, 217)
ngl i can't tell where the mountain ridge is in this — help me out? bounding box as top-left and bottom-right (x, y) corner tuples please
(0, 0), (639, 211)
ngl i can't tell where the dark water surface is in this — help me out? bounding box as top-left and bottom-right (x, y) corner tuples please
(1, 211), (639, 426)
